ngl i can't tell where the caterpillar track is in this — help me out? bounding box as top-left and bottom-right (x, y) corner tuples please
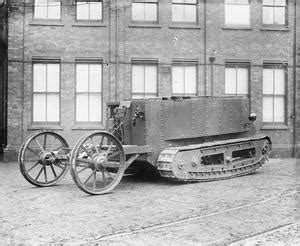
(157, 136), (271, 181)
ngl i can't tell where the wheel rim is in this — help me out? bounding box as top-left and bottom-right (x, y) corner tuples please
(70, 131), (125, 195)
(18, 131), (69, 187)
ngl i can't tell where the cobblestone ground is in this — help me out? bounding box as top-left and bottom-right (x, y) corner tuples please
(0, 159), (299, 245)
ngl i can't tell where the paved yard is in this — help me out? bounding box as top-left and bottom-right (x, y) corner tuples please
(0, 159), (299, 245)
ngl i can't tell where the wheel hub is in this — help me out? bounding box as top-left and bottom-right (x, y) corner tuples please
(39, 151), (54, 165)
(93, 154), (108, 171)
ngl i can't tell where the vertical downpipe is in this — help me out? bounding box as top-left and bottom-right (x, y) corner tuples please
(21, 1), (25, 144)
(204, 0), (207, 96)
(293, 0), (297, 157)
(115, 0), (119, 101)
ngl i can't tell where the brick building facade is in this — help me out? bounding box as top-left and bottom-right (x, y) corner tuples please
(5, 0), (300, 158)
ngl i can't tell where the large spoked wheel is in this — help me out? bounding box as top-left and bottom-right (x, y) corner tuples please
(70, 131), (126, 195)
(18, 131), (69, 187)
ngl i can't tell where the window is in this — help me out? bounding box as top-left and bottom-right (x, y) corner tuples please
(33, 63), (60, 122)
(132, 64), (157, 99)
(224, 0), (250, 26)
(263, 0), (286, 25)
(172, 0), (197, 23)
(34, 0), (61, 19)
(76, 0), (102, 21)
(225, 64), (249, 95)
(76, 63), (102, 122)
(132, 0), (158, 22)
(172, 64), (197, 96)
(263, 65), (286, 123)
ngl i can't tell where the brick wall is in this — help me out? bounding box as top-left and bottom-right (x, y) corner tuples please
(5, 0), (299, 159)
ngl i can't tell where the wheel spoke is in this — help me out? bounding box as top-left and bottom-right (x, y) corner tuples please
(90, 137), (100, 155)
(102, 171), (107, 186)
(81, 145), (93, 159)
(43, 165), (48, 182)
(35, 166), (44, 181)
(104, 170), (114, 179)
(102, 161), (120, 168)
(50, 164), (57, 178)
(108, 151), (120, 158)
(93, 172), (97, 189)
(84, 170), (96, 185)
(53, 163), (64, 169)
(26, 147), (40, 157)
(99, 136), (104, 150)
(27, 162), (40, 172)
(77, 165), (90, 174)
(76, 158), (95, 165)
(34, 139), (45, 152)
(43, 134), (47, 150)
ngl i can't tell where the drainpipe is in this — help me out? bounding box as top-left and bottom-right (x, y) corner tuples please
(209, 55), (215, 97)
(115, 0), (119, 101)
(204, 0), (207, 96)
(292, 0), (297, 157)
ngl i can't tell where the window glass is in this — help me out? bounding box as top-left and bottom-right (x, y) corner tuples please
(172, 65), (197, 95)
(172, 0), (197, 23)
(132, 1), (158, 22)
(274, 97), (284, 122)
(76, 0), (102, 20)
(34, 0), (61, 19)
(263, 69), (274, 94)
(145, 3), (157, 21)
(263, 0), (286, 25)
(145, 65), (157, 93)
(132, 65), (145, 93)
(225, 68), (236, 94)
(225, 66), (248, 95)
(172, 66), (184, 94)
(76, 63), (102, 122)
(47, 64), (60, 92)
(274, 7), (285, 25)
(184, 66), (197, 94)
(33, 94), (46, 122)
(47, 94), (59, 122)
(225, 4), (250, 26)
(33, 64), (47, 92)
(236, 68), (248, 94)
(263, 97), (273, 122)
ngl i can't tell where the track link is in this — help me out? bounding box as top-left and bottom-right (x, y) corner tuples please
(157, 136), (271, 181)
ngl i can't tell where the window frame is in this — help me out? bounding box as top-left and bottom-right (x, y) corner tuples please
(75, 60), (103, 124)
(131, 61), (158, 99)
(171, 62), (198, 97)
(224, 0), (251, 27)
(172, 0), (198, 25)
(33, 0), (62, 20)
(224, 62), (250, 96)
(262, 63), (287, 125)
(31, 59), (61, 124)
(131, 0), (159, 23)
(75, 0), (103, 22)
(262, 0), (288, 26)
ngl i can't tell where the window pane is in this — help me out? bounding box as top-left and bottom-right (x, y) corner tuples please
(263, 69), (274, 94)
(132, 3), (144, 21)
(185, 0), (197, 3)
(48, 0), (61, 19)
(89, 64), (102, 92)
(33, 94), (46, 122)
(145, 65), (157, 94)
(263, 7), (273, 24)
(184, 5), (197, 23)
(236, 68), (248, 94)
(76, 64), (89, 92)
(274, 69), (285, 95)
(89, 94), (102, 122)
(275, 0), (286, 6)
(263, 96), (273, 122)
(225, 5), (250, 26)
(132, 94), (144, 99)
(225, 68), (236, 94)
(76, 94), (89, 121)
(47, 64), (60, 92)
(33, 64), (47, 92)
(274, 96), (284, 122)
(47, 94), (59, 122)
(77, 2), (89, 20)
(132, 65), (144, 93)
(145, 3), (157, 21)
(184, 66), (196, 95)
(172, 66), (184, 94)
(236, 0), (249, 4)
(172, 5), (184, 22)
(90, 2), (102, 20)
(34, 0), (47, 19)
(274, 7), (285, 25)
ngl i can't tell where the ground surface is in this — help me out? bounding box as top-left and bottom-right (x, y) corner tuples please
(0, 159), (299, 245)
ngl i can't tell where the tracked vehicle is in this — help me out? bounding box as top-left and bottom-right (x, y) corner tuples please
(18, 96), (271, 195)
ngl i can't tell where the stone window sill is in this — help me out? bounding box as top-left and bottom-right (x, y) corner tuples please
(72, 22), (106, 27)
(169, 25), (201, 29)
(28, 124), (64, 130)
(29, 21), (64, 26)
(260, 26), (289, 32)
(221, 25), (252, 30)
(72, 124), (105, 130)
(128, 23), (162, 28)
(261, 124), (288, 130)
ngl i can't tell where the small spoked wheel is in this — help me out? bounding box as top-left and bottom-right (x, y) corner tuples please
(70, 131), (126, 195)
(18, 131), (69, 187)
